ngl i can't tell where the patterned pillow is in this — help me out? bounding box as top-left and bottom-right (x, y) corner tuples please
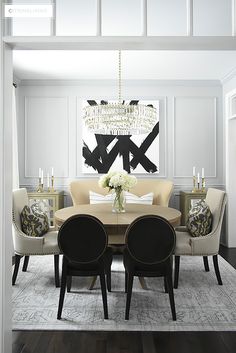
(20, 203), (49, 237)
(186, 200), (212, 237)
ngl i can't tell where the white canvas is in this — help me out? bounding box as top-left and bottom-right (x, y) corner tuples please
(82, 100), (159, 174)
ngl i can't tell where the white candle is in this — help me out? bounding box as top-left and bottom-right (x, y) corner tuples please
(202, 167), (204, 178)
(41, 169), (44, 184)
(47, 173), (50, 188)
(51, 167), (54, 177)
(197, 172), (200, 183)
(39, 167), (41, 179)
(193, 166), (196, 177)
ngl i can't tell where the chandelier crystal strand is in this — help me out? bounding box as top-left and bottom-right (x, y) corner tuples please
(83, 51), (157, 135)
(119, 50), (121, 104)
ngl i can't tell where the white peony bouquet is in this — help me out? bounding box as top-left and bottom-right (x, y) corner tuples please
(98, 170), (137, 192)
(98, 170), (137, 212)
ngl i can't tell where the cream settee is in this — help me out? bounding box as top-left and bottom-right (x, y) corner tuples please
(69, 179), (174, 207)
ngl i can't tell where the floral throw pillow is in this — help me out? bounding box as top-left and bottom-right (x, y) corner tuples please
(20, 203), (49, 237)
(186, 200), (212, 237)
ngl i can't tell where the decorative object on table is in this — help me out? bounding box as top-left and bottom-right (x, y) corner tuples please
(51, 167), (55, 192)
(192, 166), (206, 192)
(82, 99), (159, 174)
(192, 166), (197, 192)
(99, 170), (137, 213)
(201, 167), (206, 192)
(83, 51), (157, 136)
(37, 167), (44, 193)
(20, 203), (49, 237)
(186, 200), (212, 237)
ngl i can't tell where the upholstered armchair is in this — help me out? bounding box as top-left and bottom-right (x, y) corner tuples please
(174, 188), (227, 288)
(12, 188), (60, 286)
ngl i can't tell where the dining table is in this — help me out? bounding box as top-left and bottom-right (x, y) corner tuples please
(55, 203), (181, 245)
(55, 203), (181, 289)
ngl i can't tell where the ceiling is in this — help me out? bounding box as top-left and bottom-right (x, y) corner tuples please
(13, 50), (236, 81)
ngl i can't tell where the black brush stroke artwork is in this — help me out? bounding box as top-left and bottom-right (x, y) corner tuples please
(82, 100), (159, 174)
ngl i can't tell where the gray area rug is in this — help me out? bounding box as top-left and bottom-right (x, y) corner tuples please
(12, 255), (236, 331)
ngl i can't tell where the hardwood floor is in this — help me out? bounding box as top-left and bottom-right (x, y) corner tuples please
(13, 246), (236, 353)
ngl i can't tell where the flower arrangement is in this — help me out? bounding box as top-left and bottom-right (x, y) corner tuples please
(99, 170), (137, 213)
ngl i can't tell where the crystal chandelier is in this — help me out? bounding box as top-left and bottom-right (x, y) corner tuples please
(83, 51), (157, 135)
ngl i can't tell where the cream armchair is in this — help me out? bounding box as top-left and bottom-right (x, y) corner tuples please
(174, 188), (227, 288)
(12, 188), (60, 286)
(69, 179), (174, 206)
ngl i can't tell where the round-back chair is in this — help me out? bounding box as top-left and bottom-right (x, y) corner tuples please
(124, 215), (176, 320)
(57, 214), (112, 320)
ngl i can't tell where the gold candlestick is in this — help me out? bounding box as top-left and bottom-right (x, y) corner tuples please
(51, 175), (55, 192)
(37, 178), (43, 193)
(201, 177), (205, 192)
(192, 176), (197, 193)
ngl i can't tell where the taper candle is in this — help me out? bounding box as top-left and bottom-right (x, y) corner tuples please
(47, 173), (50, 188)
(197, 173), (200, 183)
(51, 167), (54, 177)
(202, 167), (204, 178)
(193, 166), (196, 177)
(41, 169), (44, 183)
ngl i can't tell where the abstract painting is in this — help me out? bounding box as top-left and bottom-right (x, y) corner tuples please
(82, 100), (159, 174)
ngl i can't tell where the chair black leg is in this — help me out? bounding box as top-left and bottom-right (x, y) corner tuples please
(12, 254), (21, 285)
(203, 256), (210, 272)
(106, 270), (111, 292)
(174, 256), (180, 289)
(54, 255), (60, 288)
(125, 273), (134, 320)
(125, 271), (128, 293)
(22, 256), (29, 272)
(99, 272), (108, 319)
(57, 259), (67, 320)
(213, 255), (223, 285)
(166, 273), (177, 321)
(67, 276), (72, 292)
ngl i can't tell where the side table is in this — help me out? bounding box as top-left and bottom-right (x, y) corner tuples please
(180, 190), (207, 225)
(28, 191), (64, 228)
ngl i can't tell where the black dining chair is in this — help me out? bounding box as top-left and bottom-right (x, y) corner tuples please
(123, 215), (176, 321)
(57, 214), (112, 320)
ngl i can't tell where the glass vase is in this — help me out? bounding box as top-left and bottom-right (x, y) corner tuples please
(112, 189), (125, 213)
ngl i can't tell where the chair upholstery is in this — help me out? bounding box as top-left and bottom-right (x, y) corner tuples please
(69, 179), (174, 207)
(123, 215), (176, 321)
(12, 188), (60, 286)
(57, 214), (112, 320)
(174, 188), (227, 288)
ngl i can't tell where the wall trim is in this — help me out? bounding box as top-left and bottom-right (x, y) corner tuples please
(172, 96), (217, 178)
(19, 79), (222, 87)
(24, 95), (70, 178)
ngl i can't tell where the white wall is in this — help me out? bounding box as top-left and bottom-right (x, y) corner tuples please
(17, 79), (224, 213)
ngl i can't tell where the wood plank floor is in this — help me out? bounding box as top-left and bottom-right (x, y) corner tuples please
(13, 245), (236, 353)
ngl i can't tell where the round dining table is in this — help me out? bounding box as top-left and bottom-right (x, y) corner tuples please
(55, 203), (181, 245)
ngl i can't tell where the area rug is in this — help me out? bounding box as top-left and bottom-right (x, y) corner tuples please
(12, 255), (236, 331)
